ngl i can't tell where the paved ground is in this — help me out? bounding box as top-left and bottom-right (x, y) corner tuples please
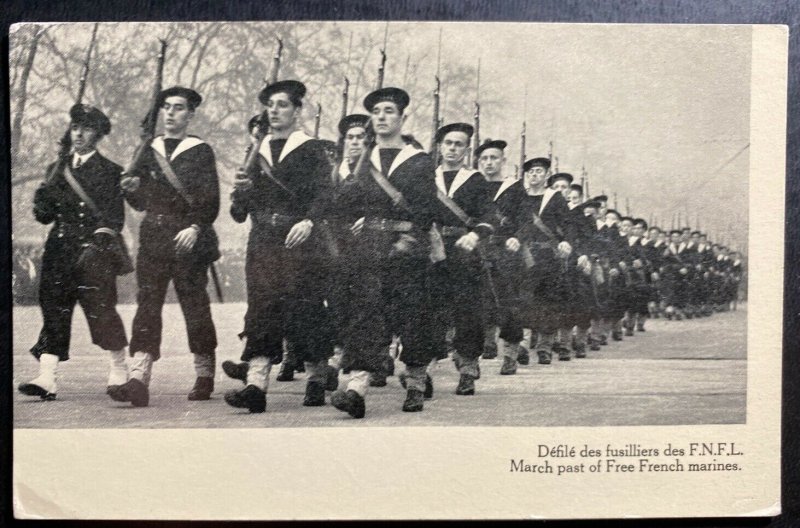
(13, 303), (746, 428)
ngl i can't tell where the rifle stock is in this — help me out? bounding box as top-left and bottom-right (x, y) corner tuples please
(124, 39), (167, 177)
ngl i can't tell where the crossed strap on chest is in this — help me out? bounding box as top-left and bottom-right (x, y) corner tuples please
(152, 150), (195, 206)
(62, 165), (104, 225)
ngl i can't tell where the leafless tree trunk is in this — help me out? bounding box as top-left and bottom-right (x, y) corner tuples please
(11, 26), (44, 169)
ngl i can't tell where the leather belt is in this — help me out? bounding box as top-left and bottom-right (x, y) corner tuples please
(252, 211), (299, 227)
(440, 225), (468, 237)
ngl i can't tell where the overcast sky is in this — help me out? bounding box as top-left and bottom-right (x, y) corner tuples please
(341, 22), (751, 249)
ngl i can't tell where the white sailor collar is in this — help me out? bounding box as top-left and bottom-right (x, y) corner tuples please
(258, 130), (314, 166)
(370, 143), (425, 177)
(435, 166), (476, 197)
(539, 188), (558, 215)
(493, 177), (518, 202)
(72, 150), (96, 168)
(628, 236), (640, 246)
(338, 159), (351, 181)
(151, 135), (206, 161)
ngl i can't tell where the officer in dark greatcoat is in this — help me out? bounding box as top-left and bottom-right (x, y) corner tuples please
(110, 86), (221, 407)
(223, 80), (334, 413)
(20, 104), (129, 401)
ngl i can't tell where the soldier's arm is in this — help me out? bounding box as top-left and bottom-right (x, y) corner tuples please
(189, 144), (220, 227)
(98, 160), (126, 233)
(472, 176), (498, 239)
(32, 164), (59, 225)
(304, 144), (334, 223)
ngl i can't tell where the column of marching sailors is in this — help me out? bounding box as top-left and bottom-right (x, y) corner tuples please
(18, 81), (745, 418)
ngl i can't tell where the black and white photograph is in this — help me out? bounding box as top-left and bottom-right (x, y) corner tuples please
(8, 19), (785, 520)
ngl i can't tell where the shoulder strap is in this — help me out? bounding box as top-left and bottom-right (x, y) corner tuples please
(529, 210), (558, 242)
(435, 189), (474, 227)
(63, 166), (100, 217)
(369, 163), (411, 213)
(257, 155), (297, 198)
(152, 149), (195, 207)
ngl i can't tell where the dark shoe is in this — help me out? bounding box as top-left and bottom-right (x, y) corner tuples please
(303, 381), (325, 406)
(402, 389), (424, 412)
(517, 347), (530, 365)
(331, 389), (365, 418)
(612, 330), (623, 341)
(222, 360), (248, 383)
(481, 344), (498, 359)
(19, 382), (56, 401)
(455, 374), (475, 395)
(109, 378), (149, 407)
(187, 376), (214, 401)
(537, 349), (552, 365)
(556, 346), (571, 361)
(476, 363), (481, 380)
(599, 335), (609, 346)
(624, 327), (634, 337)
(224, 384), (266, 413)
(424, 374), (433, 399)
(324, 365), (339, 391)
(369, 372), (387, 387)
(276, 362), (294, 382)
(295, 362), (306, 373)
(574, 343), (587, 359)
(500, 356), (517, 375)
(398, 371), (407, 389)
(637, 323), (645, 332)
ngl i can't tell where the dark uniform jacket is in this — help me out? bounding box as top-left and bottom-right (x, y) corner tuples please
(433, 166), (497, 239)
(125, 135), (220, 263)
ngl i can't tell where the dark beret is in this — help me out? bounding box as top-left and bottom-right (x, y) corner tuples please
(363, 87), (410, 112)
(547, 172), (574, 187)
(474, 139), (507, 159)
(606, 209), (621, 218)
(582, 200), (601, 210)
(570, 184), (584, 194)
(157, 86), (202, 110)
(670, 229), (683, 236)
(523, 157), (551, 172)
(591, 194), (609, 203)
(69, 104), (111, 136)
(259, 80), (306, 106)
(435, 122), (474, 144)
(338, 114), (370, 136)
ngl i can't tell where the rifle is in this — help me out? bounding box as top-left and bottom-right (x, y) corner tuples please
(340, 76), (350, 123)
(314, 103), (322, 139)
(377, 23), (388, 89)
(240, 38), (283, 176)
(471, 58), (481, 168)
(45, 23), (99, 184)
(429, 28), (442, 156)
(518, 85), (527, 180)
(123, 39), (167, 178)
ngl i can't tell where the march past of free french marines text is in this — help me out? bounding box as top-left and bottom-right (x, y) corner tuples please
(10, 21), (748, 427)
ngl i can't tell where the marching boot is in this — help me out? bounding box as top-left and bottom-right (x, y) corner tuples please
(276, 359), (295, 382)
(19, 353), (59, 401)
(612, 329), (623, 341)
(224, 356), (268, 413)
(517, 346), (531, 366)
(455, 374), (476, 396)
(108, 351), (153, 407)
(369, 372), (388, 387)
(331, 389), (365, 419)
(222, 360), (249, 383)
(402, 389), (425, 412)
(106, 349), (128, 393)
(625, 327), (634, 337)
(303, 381), (326, 406)
(384, 354), (395, 377)
(188, 377), (214, 401)
(500, 355), (517, 375)
(188, 352), (215, 401)
(599, 334), (609, 346)
(537, 349), (552, 365)
(556, 346), (572, 361)
(588, 335), (602, 351)
(636, 321), (646, 332)
(424, 373), (434, 399)
(574, 342), (587, 359)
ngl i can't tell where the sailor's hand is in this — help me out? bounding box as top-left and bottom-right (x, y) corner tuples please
(285, 219), (313, 249)
(679, 267), (689, 275)
(350, 217), (365, 236)
(618, 261), (628, 271)
(455, 231), (480, 252)
(609, 267), (620, 278)
(651, 272), (660, 281)
(233, 168), (253, 192)
(557, 241), (572, 259)
(120, 174), (141, 193)
(505, 237), (521, 253)
(577, 255), (592, 275)
(174, 225), (199, 254)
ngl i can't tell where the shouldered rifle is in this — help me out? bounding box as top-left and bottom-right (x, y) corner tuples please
(123, 39), (167, 178)
(45, 23), (99, 184)
(314, 103), (322, 139)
